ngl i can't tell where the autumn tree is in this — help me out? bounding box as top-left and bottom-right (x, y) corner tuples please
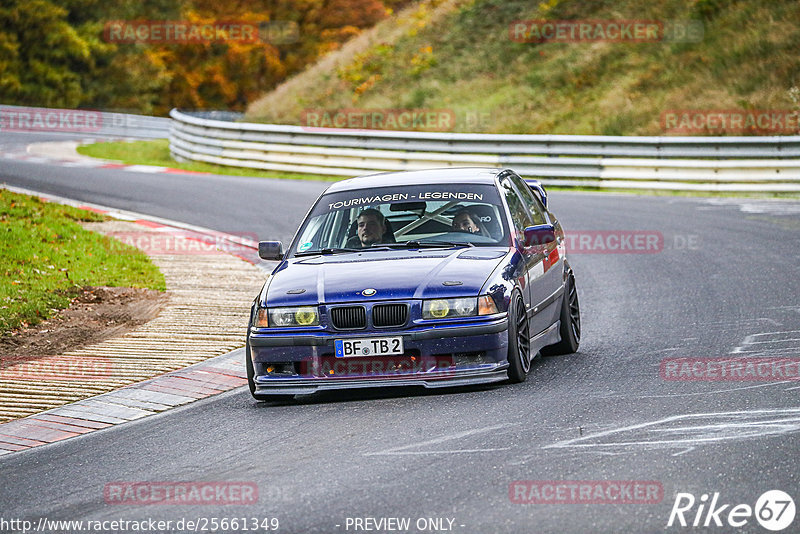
(0, 0), (408, 113)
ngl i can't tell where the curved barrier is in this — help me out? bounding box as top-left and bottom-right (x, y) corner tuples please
(0, 105), (170, 139)
(169, 109), (800, 191)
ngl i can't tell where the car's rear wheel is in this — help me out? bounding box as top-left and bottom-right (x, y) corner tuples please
(246, 345), (294, 402)
(542, 273), (580, 356)
(506, 292), (531, 383)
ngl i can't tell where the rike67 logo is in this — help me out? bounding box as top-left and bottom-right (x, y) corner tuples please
(667, 490), (795, 531)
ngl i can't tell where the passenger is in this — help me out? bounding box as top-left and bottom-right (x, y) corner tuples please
(452, 207), (489, 237)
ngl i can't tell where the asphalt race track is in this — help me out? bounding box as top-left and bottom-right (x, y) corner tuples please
(2, 131), (799, 533)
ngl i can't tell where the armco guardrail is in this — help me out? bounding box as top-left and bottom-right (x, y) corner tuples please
(169, 109), (800, 192)
(0, 105), (170, 139)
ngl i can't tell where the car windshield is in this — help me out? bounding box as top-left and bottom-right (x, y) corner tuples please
(290, 184), (509, 256)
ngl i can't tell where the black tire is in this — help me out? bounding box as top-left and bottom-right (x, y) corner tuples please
(506, 292), (532, 383)
(542, 273), (580, 356)
(246, 345), (294, 402)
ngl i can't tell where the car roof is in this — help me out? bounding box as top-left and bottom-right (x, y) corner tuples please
(325, 167), (504, 193)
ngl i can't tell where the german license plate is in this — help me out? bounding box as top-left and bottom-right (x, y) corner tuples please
(335, 337), (404, 358)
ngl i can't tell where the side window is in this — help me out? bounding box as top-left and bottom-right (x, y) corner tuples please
(500, 178), (531, 243)
(509, 173), (547, 225)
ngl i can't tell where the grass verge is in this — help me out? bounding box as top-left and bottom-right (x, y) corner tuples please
(77, 139), (337, 182)
(246, 0), (800, 137)
(0, 189), (166, 335)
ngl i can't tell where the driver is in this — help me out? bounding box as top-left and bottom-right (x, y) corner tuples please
(347, 208), (388, 248)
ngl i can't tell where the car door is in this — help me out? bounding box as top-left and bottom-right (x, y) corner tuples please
(498, 176), (535, 316)
(506, 172), (564, 336)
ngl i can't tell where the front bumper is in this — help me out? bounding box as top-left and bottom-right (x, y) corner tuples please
(248, 316), (510, 395)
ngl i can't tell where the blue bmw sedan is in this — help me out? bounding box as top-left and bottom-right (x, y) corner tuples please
(246, 168), (580, 400)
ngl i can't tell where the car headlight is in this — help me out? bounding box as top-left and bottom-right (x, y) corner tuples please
(254, 306), (319, 327)
(422, 296), (499, 319)
(423, 297), (477, 319)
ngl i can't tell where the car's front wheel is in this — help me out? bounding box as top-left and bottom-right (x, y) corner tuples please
(542, 273), (580, 356)
(246, 345), (294, 402)
(506, 292), (532, 383)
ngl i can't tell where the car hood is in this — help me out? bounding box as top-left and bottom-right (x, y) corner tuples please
(264, 248), (509, 306)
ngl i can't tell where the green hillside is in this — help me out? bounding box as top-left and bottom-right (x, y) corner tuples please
(246, 0), (800, 135)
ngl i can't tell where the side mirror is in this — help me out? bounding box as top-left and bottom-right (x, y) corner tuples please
(524, 224), (555, 247)
(258, 241), (283, 261)
(525, 179), (548, 208)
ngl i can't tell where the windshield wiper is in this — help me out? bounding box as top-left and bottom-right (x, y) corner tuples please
(295, 241), (474, 256)
(382, 240), (475, 249)
(294, 247), (363, 256)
